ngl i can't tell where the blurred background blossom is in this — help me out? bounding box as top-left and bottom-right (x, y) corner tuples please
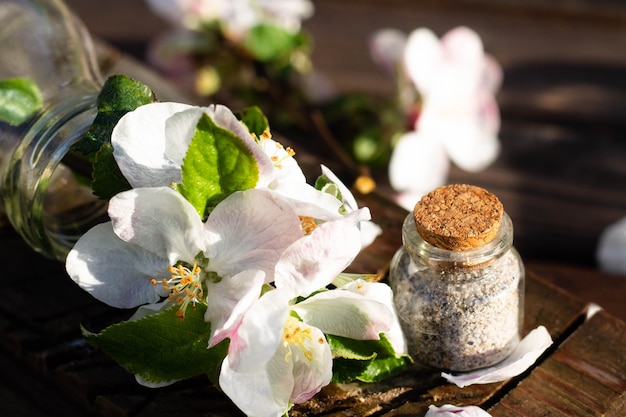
(371, 26), (502, 210)
(143, 1), (503, 205)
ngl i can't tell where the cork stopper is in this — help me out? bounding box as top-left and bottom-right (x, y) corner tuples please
(413, 184), (503, 251)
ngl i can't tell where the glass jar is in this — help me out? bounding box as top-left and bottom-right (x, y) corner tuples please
(0, 0), (107, 260)
(389, 184), (524, 371)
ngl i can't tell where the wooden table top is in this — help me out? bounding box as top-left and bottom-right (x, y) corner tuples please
(2, 0), (626, 416)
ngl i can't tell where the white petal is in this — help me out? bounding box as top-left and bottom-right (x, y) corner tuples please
(208, 104), (276, 188)
(204, 189), (302, 279)
(442, 326), (553, 387)
(65, 223), (169, 309)
(359, 220), (383, 248)
(388, 131), (449, 195)
(342, 280), (407, 354)
(320, 164), (359, 212)
(293, 290), (393, 340)
(274, 220), (363, 298)
(596, 216), (626, 275)
(228, 289), (291, 372)
(163, 106), (206, 165)
(109, 187), (206, 265)
(426, 404), (492, 417)
(205, 269), (266, 347)
(403, 28), (442, 96)
(112, 102), (193, 188)
(219, 354), (291, 417)
(434, 112), (500, 172)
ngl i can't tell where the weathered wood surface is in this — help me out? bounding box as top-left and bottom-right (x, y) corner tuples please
(0, 183), (610, 417)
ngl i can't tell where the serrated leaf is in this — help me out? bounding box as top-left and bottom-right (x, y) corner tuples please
(178, 113), (259, 217)
(83, 304), (228, 386)
(332, 355), (412, 384)
(0, 77), (43, 125)
(72, 74), (155, 155)
(328, 333), (412, 383)
(237, 106), (269, 138)
(91, 143), (132, 200)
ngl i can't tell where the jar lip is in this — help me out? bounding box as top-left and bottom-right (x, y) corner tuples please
(402, 212), (514, 267)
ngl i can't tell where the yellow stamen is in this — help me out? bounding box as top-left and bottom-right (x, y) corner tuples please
(155, 260), (204, 320)
(299, 216), (317, 235)
(282, 317), (316, 362)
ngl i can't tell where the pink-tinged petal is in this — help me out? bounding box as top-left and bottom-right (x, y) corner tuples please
(112, 102), (194, 188)
(204, 189), (302, 279)
(274, 220), (363, 298)
(370, 29), (407, 75)
(65, 223), (169, 309)
(404, 28), (442, 96)
(388, 131), (449, 200)
(482, 54), (503, 93)
(441, 26), (484, 68)
(276, 183), (344, 221)
(441, 326), (553, 387)
(342, 280), (407, 354)
(426, 404), (492, 417)
(205, 269), (265, 347)
(287, 323), (333, 403)
(109, 187), (206, 265)
(228, 289), (291, 373)
(292, 290), (393, 340)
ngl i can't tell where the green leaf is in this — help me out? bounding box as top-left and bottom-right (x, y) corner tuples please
(0, 77), (43, 125)
(243, 24), (302, 62)
(237, 106), (269, 138)
(91, 143), (132, 200)
(332, 355), (413, 384)
(178, 113), (259, 217)
(328, 333), (412, 383)
(83, 304), (228, 386)
(72, 74), (155, 155)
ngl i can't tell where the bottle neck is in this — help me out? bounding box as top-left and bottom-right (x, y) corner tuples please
(401, 211), (514, 272)
(1, 90), (107, 260)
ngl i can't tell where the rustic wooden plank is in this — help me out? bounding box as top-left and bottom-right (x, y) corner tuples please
(489, 310), (626, 416)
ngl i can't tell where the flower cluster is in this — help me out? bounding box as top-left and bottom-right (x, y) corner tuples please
(370, 26), (502, 210)
(65, 76), (407, 417)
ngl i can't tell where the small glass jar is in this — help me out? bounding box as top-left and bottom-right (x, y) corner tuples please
(389, 184), (524, 371)
(0, 0), (107, 260)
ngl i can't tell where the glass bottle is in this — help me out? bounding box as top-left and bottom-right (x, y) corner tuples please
(0, 0), (107, 260)
(389, 184), (524, 371)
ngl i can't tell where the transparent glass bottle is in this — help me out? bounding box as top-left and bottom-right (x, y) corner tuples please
(0, 0), (107, 260)
(389, 184), (525, 371)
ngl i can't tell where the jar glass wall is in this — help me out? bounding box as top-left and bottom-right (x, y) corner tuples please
(0, 0), (107, 260)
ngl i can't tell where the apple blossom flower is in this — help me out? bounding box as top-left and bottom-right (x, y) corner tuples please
(146, 0), (314, 41)
(212, 211), (399, 416)
(218, 283), (397, 417)
(371, 26), (502, 210)
(66, 187), (303, 324)
(111, 102), (359, 226)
